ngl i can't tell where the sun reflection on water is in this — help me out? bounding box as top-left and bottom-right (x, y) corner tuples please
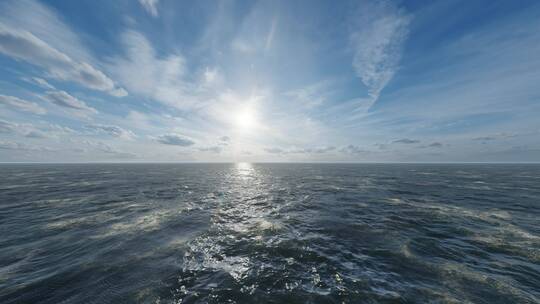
(236, 162), (254, 177)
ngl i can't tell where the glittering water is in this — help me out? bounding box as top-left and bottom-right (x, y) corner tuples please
(1, 163), (539, 303)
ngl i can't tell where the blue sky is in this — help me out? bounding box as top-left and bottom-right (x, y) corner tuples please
(0, 0), (539, 162)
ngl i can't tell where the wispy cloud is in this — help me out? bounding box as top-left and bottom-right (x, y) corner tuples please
(392, 138), (420, 144)
(0, 119), (17, 133)
(198, 146), (222, 153)
(139, 0), (159, 17)
(0, 0), (92, 62)
(417, 142), (445, 149)
(0, 140), (55, 152)
(156, 133), (195, 146)
(265, 146), (336, 155)
(472, 133), (517, 142)
(85, 124), (136, 140)
(0, 0), (538, 163)
(23, 77), (55, 90)
(0, 23), (126, 97)
(0, 94), (46, 114)
(0, 119), (46, 138)
(473, 136), (497, 141)
(365, 3), (540, 129)
(427, 142), (443, 148)
(230, 3), (280, 55)
(349, 1), (410, 109)
(24, 130), (48, 138)
(110, 31), (204, 109)
(340, 145), (368, 154)
(0, 140), (22, 150)
(78, 140), (137, 158)
(0, 119), (76, 139)
(309, 146), (336, 154)
(284, 80), (336, 109)
(43, 90), (97, 115)
(264, 16), (278, 52)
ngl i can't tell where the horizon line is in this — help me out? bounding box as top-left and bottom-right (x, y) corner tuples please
(1, 161), (540, 165)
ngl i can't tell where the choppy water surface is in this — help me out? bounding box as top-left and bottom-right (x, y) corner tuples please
(1, 163), (539, 303)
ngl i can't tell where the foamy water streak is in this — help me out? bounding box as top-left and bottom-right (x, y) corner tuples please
(0, 163), (539, 303)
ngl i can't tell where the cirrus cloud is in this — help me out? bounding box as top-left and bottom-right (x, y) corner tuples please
(0, 22), (126, 97)
(110, 31), (196, 108)
(85, 124), (136, 140)
(156, 133), (195, 146)
(139, 0), (159, 17)
(0, 94), (46, 114)
(43, 90), (97, 115)
(0, 140), (55, 152)
(350, 1), (411, 109)
(392, 138), (420, 144)
(198, 146), (222, 153)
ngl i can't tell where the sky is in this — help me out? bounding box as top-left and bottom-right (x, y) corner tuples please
(0, 0), (539, 162)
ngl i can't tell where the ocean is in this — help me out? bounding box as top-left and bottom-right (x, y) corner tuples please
(0, 163), (539, 303)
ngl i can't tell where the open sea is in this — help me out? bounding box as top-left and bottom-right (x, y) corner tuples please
(0, 163), (539, 303)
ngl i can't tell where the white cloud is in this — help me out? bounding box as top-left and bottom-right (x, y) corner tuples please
(0, 119), (17, 133)
(203, 67), (221, 85)
(156, 133), (195, 146)
(0, 140), (20, 149)
(231, 39), (255, 53)
(350, 1), (410, 108)
(25, 77), (55, 89)
(0, 140), (55, 152)
(80, 140), (137, 158)
(45, 123), (76, 135)
(139, 0), (159, 17)
(0, 119), (76, 139)
(0, 22), (126, 97)
(264, 146), (336, 155)
(110, 31), (201, 109)
(0, 0), (92, 63)
(125, 110), (153, 130)
(43, 90), (97, 115)
(0, 94), (46, 114)
(311, 146), (336, 154)
(0, 119), (42, 137)
(228, 3), (280, 55)
(340, 145), (368, 154)
(284, 80), (336, 109)
(24, 130), (48, 138)
(198, 146), (222, 153)
(85, 124), (136, 140)
(264, 16), (278, 52)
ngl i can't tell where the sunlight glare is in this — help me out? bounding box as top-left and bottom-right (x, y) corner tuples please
(236, 162), (254, 176)
(234, 106), (257, 130)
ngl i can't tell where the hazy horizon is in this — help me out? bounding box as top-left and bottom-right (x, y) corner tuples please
(3, 161), (540, 164)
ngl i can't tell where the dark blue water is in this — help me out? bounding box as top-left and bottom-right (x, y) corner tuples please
(1, 163), (539, 303)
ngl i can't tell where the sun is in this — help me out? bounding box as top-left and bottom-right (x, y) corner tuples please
(234, 106), (257, 130)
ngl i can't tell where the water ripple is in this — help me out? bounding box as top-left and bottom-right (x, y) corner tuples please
(0, 163), (539, 303)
